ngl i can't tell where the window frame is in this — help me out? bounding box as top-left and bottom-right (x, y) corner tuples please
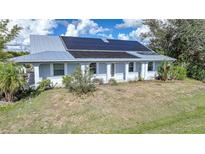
(53, 63), (65, 76)
(89, 63), (97, 74)
(129, 62), (134, 72)
(148, 62), (154, 71)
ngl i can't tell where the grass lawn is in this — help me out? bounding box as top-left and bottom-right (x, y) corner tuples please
(0, 79), (205, 133)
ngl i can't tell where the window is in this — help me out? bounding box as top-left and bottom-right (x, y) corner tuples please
(129, 62), (134, 72)
(111, 63), (115, 77)
(89, 63), (96, 74)
(53, 63), (64, 76)
(148, 62), (153, 71)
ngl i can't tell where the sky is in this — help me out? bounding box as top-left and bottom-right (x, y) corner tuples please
(5, 19), (150, 51)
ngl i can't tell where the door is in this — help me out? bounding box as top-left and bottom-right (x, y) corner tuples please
(111, 63), (115, 77)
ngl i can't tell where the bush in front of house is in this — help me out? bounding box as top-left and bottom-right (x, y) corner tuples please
(92, 78), (104, 85)
(170, 66), (187, 80)
(0, 62), (26, 102)
(63, 67), (96, 94)
(62, 75), (73, 88)
(37, 79), (53, 93)
(157, 61), (172, 81)
(108, 79), (118, 86)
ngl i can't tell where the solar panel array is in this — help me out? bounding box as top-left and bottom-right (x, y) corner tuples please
(61, 36), (151, 51)
(69, 51), (139, 59)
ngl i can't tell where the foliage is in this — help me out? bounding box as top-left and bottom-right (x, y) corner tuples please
(7, 51), (29, 57)
(142, 19), (205, 81)
(157, 61), (171, 81)
(65, 66), (96, 94)
(170, 66), (187, 80)
(92, 78), (104, 85)
(37, 79), (53, 93)
(0, 20), (22, 60)
(62, 75), (73, 88)
(108, 78), (118, 86)
(187, 64), (205, 81)
(0, 62), (26, 102)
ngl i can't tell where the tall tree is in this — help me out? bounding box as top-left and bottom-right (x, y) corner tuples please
(0, 20), (21, 60)
(142, 19), (205, 80)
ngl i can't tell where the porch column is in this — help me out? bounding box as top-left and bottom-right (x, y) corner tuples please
(140, 62), (148, 80)
(106, 63), (111, 82)
(64, 63), (68, 75)
(80, 63), (89, 75)
(125, 62), (129, 81)
(33, 63), (40, 87)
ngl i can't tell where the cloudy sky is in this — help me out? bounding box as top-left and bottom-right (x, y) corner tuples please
(6, 19), (150, 51)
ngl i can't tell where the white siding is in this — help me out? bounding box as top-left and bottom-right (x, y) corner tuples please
(67, 63), (78, 75)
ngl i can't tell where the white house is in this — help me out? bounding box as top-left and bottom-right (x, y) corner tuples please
(12, 35), (175, 87)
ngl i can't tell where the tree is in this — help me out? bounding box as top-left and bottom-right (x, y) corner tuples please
(0, 20), (22, 60)
(142, 19), (205, 80)
(0, 62), (26, 102)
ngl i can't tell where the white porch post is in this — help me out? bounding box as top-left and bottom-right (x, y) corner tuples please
(64, 63), (68, 75)
(80, 63), (89, 75)
(50, 63), (54, 76)
(106, 63), (111, 82)
(125, 62), (129, 81)
(33, 63), (40, 87)
(140, 62), (148, 80)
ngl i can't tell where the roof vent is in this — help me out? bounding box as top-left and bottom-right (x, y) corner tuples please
(102, 38), (109, 43)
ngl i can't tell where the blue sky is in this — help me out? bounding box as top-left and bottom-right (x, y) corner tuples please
(53, 19), (144, 39)
(6, 19), (150, 50)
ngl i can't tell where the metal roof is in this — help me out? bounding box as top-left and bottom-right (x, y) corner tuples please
(11, 51), (74, 63)
(30, 35), (66, 53)
(11, 35), (176, 63)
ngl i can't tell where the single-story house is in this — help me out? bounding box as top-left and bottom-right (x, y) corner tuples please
(12, 35), (175, 87)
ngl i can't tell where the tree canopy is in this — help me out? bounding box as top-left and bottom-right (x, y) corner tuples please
(0, 20), (22, 60)
(142, 19), (205, 80)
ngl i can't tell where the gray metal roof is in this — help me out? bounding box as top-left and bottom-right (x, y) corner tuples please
(11, 51), (74, 63)
(12, 35), (175, 63)
(127, 51), (176, 61)
(30, 35), (65, 53)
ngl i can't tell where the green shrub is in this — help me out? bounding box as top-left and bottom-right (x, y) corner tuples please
(37, 79), (53, 93)
(187, 65), (205, 81)
(92, 78), (104, 85)
(65, 67), (96, 94)
(108, 79), (118, 86)
(170, 66), (187, 80)
(0, 62), (26, 102)
(62, 75), (73, 88)
(157, 61), (172, 81)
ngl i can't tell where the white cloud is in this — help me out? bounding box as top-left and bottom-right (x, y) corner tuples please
(117, 25), (150, 44)
(6, 19), (57, 50)
(115, 19), (143, 29)
(117, 33), (129, 40)
(64, 19), (109, 37)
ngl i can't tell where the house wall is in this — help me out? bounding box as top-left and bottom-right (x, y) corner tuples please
(39, 64), (51, 78)
(34, 61), (161, 87)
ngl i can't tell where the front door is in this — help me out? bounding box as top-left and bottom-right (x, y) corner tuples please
(111, 63), (115, 77)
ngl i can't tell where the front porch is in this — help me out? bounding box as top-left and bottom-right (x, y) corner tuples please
(31, 61), (158, 87)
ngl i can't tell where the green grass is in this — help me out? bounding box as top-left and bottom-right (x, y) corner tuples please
(0, 79), (205, 133)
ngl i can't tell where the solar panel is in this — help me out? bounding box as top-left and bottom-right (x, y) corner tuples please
(61, 36), (151, 51)
(69, 51), (139, 59)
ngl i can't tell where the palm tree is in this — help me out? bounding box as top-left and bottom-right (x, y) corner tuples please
(0, 62), (26, 102)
